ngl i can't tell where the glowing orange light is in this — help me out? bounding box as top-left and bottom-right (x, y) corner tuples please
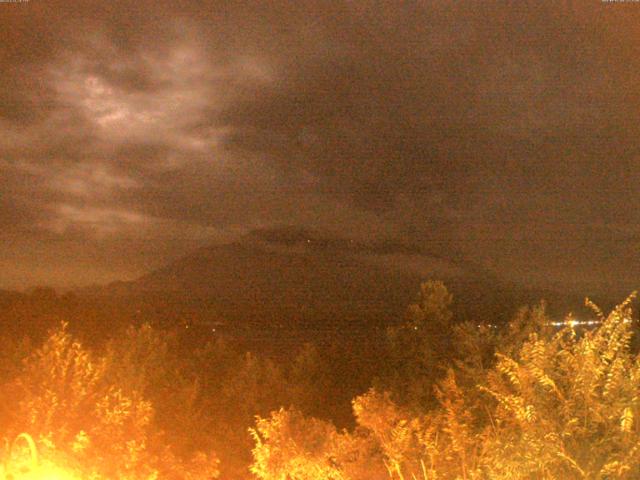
(3, 434), (79, 480)
(17, 464), (79, 480)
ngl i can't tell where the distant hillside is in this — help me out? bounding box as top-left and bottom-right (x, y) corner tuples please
(0, 228), (624, 358)
(91, 229), (607, 336)
(101, 239), (422, 329)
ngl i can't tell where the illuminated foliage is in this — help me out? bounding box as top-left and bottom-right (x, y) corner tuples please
(250, 408), (345, 480)
(0, 323), (219, 480)
(250, 407), (386, 480)
(480, 293), (640, 479)
(2, 282), (640, 479)
(4, 323), (154, 478)
(251, 293), (640, 480)
(381, 281), (455, 411)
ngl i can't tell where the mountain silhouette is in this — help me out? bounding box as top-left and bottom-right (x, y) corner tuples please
(92, 227), (599, 341)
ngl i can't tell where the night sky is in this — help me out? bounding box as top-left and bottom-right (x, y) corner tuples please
(2, 1), (640, 295)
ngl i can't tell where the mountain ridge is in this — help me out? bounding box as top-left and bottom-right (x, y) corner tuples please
(85, 228), (607, 333)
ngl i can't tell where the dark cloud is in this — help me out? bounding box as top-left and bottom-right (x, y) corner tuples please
(2, 1), (640, 292)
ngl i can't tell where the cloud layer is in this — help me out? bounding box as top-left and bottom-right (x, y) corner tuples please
(2, 1), (640, 292)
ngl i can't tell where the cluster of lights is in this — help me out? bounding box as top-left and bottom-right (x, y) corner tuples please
(550, 319), (600, 327)
(472, 319), (635, 330)
(549, 318), (632, 328)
